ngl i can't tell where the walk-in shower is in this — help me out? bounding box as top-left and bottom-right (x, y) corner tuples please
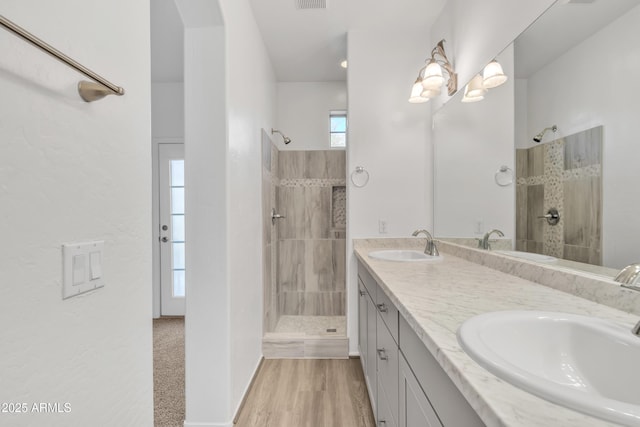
(261, 129), (347, 358)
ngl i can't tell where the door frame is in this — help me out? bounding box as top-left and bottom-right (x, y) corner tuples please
(152, 137), (184, 318)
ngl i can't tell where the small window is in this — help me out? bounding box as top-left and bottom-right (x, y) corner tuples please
(330, 111), (347, 148)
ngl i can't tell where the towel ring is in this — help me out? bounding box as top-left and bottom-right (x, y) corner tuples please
(494, 165), (513, 187)
(351, 166), (370, 188)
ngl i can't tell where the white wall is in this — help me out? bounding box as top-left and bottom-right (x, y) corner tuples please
(177, 0), (276, 425)
(347, 29), (432, 355)
(430, 0), (554, 111)
(0, 1), (153, 426)
(524, 4), (640, 268)
(152, 82), (185, 139)
(222, 0), (276, 420)
(276, 82), (347, 151)
(433, 46), (515, 239)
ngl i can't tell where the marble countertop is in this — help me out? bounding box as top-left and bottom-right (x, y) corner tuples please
(354, 238), (637, 427)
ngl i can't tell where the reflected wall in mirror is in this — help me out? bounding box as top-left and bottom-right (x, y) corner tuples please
(434, 0), (640, 274)
(433, 46), (515, 243)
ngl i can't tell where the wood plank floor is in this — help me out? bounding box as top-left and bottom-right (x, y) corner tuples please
(235, 359), (375, 427)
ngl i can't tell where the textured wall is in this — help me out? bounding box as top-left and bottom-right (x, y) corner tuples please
(0, 1), (153, 426)
(276, 151), (346, 316)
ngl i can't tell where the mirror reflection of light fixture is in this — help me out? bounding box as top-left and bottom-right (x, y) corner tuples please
(460, 59), (508, 103)
(462, 74), (487, 103)
(482, 59), (508, 88)
(408, 39), (457, 103)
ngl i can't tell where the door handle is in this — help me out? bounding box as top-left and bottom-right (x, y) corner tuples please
(161, 237), (169, 243)
(359, 290), (366, 297)
(377, 348), (388, 361)
(377, 303), (388, 313)
(271, 208), (286, 225)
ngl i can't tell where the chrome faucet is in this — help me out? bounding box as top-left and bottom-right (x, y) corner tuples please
(412, 229), (439, 257)
(615, 263), (640, 290)
(479, 229), (504, 250)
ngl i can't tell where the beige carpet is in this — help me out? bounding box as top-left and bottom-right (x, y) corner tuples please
(153, 317), (185, 427)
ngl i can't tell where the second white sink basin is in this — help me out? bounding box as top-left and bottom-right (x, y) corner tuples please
(458, 310), (640, 426)
(368, 250), (442, 262)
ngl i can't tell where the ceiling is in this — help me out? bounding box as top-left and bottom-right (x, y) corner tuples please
(151, 0), (446, 83)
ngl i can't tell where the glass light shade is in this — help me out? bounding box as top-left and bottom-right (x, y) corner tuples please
(422, 60), (445, 90)
(466, 74), (487, 98)
(461, 80), (485, 103)
(421, 87), (441, 98)
(461, 93), (484, 103)
(482, 60), (508, 88)
(409, 81), (429, 103)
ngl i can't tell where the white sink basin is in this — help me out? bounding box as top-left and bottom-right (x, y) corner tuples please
(495, 250), (557, 262)
(458, 310), (640, 426)
(368, 250), (442, 262)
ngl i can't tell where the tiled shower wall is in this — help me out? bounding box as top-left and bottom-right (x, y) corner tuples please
(277, 151), (346, 316)
(261, 130), (279, 333)
(516, 126), (602, 265)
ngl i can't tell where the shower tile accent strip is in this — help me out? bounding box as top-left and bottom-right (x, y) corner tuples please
(516, 126), (602, 265)
(279, 178), (346, 187)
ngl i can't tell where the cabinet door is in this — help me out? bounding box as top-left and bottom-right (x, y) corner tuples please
(399, 354), (443, 427)
(377, 314), (398, 426)
(358, 279), (368, 373)
(366, 292), (378, 416)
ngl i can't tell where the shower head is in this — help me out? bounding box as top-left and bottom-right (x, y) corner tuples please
(533, 125), (558, 143)
(271, 128), (292, 145)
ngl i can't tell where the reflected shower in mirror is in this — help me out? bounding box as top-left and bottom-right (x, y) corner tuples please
(434, 0), (640, 275)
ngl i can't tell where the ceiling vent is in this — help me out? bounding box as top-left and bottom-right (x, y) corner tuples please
(296, 0), (326, 9)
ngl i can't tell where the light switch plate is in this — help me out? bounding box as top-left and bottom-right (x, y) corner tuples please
(62, 241), (104, 299)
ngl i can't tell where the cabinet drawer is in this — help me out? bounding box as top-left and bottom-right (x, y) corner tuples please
(358, 261), (377, 299)
(399, 316), (484, 427)
(377, 314), (398, 426)
(376, 285), (399, 343)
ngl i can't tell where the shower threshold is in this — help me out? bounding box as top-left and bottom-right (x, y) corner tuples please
(263, 315), (348, 359)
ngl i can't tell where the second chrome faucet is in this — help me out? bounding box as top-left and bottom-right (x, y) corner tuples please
(412, 229), (439, 257)
(479, 229), (504, 250)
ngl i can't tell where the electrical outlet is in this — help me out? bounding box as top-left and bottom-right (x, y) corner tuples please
(379, 219), (388, 234)
(475, 219), (484, 234)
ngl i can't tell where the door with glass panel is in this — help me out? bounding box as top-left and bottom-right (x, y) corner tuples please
(159, 143), (185, 316)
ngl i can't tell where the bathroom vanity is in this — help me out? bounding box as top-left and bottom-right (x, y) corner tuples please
(355, 238), (640, 427)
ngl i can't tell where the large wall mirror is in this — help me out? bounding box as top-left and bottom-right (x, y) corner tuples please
(433, 0), (640, 276)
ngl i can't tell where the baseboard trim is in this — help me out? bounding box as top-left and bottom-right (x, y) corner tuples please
(232, 356), (265, 425)
(184, 422), (231, 427)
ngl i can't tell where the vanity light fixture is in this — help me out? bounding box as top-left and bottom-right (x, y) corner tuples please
(408, 67), (429, 103)
(408, 39), (457, 103)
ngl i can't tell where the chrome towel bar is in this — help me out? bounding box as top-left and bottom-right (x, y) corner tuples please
(0, 15), (125, 102)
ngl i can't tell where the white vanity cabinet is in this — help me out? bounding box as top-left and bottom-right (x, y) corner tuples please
(357, 261), (485, 427)
(399, 353), (442, 427)
(358, 276), (378, 414)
